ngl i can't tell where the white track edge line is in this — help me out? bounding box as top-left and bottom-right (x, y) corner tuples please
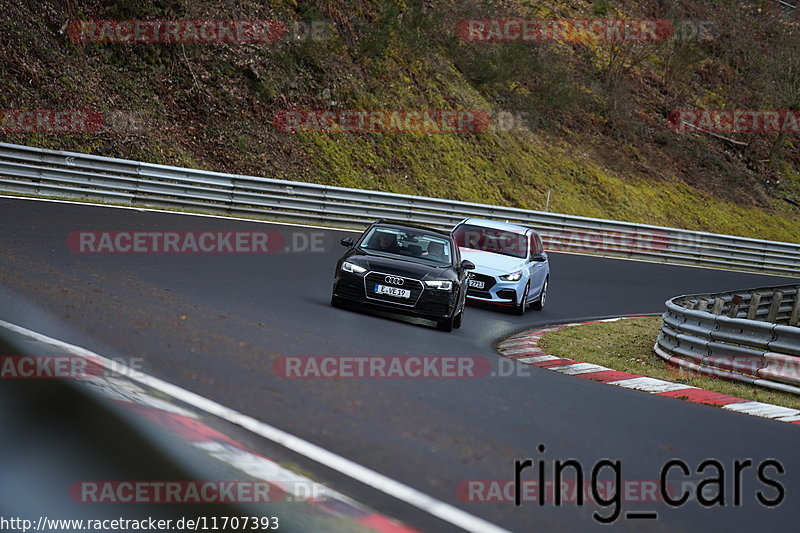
(0, 319), (511, 533)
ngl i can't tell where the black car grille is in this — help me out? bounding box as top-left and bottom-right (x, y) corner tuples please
(335, 279), (363, 300)
(467, 272), (496, 296)
(364, 272), (425, 307)
(415, 292), (457, 317)
(467, 290), (492, 299)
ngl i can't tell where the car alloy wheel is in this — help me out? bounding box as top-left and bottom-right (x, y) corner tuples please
(532, 277), (547, 311)
(515, 283), (529, 315)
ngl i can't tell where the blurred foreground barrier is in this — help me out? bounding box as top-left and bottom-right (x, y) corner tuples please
(655, 285), (800, 394)
(1, 142), (799, 275)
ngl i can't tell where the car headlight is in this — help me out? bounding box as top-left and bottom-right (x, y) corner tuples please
(341, 261), (366, 274)
(500, 271), (523, 281)
(425, 280), (453, 291)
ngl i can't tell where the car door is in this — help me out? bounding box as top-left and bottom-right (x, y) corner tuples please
(452, 237), (470, 308)
(527, 230), (548, 294)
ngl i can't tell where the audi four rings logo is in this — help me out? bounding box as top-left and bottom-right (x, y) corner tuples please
(385, 276), (405, 286)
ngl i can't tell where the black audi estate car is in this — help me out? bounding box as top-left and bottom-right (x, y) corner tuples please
(331, 220), (475, 331)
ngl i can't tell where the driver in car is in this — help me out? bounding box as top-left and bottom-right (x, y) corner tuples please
(424, 241), (446, 262)
(375, 233), (399, 253)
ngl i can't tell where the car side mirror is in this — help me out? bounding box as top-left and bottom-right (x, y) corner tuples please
(340, 237), (354, 247)
(461, 260), (475, 270)
(531, 254), (547, 262)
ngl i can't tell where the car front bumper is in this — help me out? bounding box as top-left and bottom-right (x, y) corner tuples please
(465, 271), (523, 306)
(333, 273), (459, 320)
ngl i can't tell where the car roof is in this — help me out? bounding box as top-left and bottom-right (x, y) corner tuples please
(456, 218), (532, 234)
(370, 220), (451, 238)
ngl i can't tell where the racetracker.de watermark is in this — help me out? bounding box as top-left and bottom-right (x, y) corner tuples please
(68, 19), (331, 44)
(458, 479), (666, 503)
(0, 110), (154, 135)
(537, 228), (673, 254)
(665, 356), (800, 382)
(67, 231), (326, 254)
(70, 481), (284, 504)
(274, 110), (491, 133)
(457, 19), (713, 42)
(275, 356), (488, 378)
(668, 110), (800, 134)
(273, 356), (538, 378)
(0, 355), (143, 379)
(0, 110), (104, 133)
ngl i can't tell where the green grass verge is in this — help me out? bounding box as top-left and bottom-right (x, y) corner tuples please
(538, 317), (800, 411)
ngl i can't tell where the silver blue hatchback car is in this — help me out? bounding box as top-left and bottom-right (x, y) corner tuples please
(451, 218), (549, 314)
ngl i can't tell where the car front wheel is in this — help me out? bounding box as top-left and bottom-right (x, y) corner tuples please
(532, 277), (548, 311)
(331, 293), (345, 308)
(437, 314), (455, 332)
(515, 283), (529, 315)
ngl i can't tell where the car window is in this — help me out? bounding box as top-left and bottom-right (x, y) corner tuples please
(453, 224), (529, 259)
(531, 232), (544, 255)
(359, 226), (452, 265)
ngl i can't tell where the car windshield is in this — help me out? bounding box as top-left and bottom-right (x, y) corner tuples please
(453, 224), (528, 259)
(359, 226), (452, 265)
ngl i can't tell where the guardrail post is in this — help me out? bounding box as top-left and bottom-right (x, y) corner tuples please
(132, 162), (141, 203)
(228, 178), (236, 215)
(789, 291), (800, 327)
(768, 291), (784, 323)
(728, 294), (743, 318)
(696, 299), (709, 312)
(659, 286), (800, 394)
(747, 293), (762, 320)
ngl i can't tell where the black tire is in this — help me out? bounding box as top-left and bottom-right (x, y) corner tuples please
(514, 283), (529, 315)
(532, 277), (548, 311)
(437, 315), (454, 332)
(453, 310), (463, 329)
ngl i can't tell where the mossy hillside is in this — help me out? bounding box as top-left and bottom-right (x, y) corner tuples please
(1, 0), (798, 243)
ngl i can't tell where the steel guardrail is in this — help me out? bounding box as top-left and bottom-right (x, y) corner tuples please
(655, 285), (800, 394)
(1, 141), (799, 276)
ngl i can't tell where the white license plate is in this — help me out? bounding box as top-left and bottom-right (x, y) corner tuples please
(374, 284), (411, 298)
(468, 279), (485, 289)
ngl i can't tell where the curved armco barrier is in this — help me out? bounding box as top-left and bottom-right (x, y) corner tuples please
(655, 285), (800, 394)
(1, 142), (800, 275)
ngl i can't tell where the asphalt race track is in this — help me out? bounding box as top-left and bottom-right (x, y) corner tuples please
(2, 196), (799, 532)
